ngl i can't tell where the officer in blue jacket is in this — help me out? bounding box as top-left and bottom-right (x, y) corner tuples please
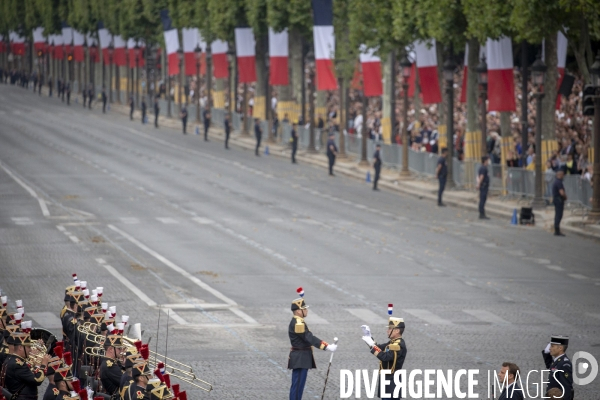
(542, 335), (573, 400)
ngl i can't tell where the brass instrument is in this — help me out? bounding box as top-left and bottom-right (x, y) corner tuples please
(26, 339), (48, 366)
(77, 323), (105, 345)
(84, 346), (105, 357)
(121, 335), (212, 392)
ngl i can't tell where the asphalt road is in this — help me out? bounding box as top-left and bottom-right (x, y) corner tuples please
(0, 84), (599, 399)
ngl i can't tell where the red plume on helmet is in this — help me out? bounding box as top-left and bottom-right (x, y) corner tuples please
(172, 384), (180, 396)
(140, 344), (149, 360)
(178, 391), (187, 400)
(154, 368), (164, 382)
(78, 389), (88, 400)
(54, 344), (63, 359)
(63, 352), (72, 366)
(71, 379), (81, 393)
(163, 373), (171, 388)
(134, 341), (142, 351)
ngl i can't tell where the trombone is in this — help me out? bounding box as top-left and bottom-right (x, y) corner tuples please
(146, 348), (213, 392)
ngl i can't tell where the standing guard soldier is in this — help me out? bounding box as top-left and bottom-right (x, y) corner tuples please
(61, 292), (82, 353)
(542, 335), (573, 400)
(123, 362), (150, 400)
(41, 356), (62, 400)
(0, 332), (51, 400)
(82, 85), (88, 108)
(361, 305), (407, 399)
(54, 363), (78, 400)
(100, 335), (125, 397)
(288, 287), (337, 400)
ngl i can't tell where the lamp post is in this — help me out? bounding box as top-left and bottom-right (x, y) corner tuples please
(306, 50), (317, 153)
(82, 41), (87, 94)
(108, 44), (114, 103)
(266, 51), (274, 143)
(360, 92), (368, 165)
(194, 44), (202, 123)
(530, 52), (547, 209)
(477, 57), (488, 159)
(90, 43), (97, 89)
(588, 52), (600, 220)
(134, 43), (140, 107)
(301, 39), (309, 125)
(400, 54), (412, 176)
(177, 48), (183, 113)
(443, 54), (456, 188)
(227, 49), (234, 120)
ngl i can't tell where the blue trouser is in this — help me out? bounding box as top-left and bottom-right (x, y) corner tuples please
(438, 175), (446, 204)
(554, 198), (564, 233)
(290, 368), (308, 400)
(479, 187), (488, 216)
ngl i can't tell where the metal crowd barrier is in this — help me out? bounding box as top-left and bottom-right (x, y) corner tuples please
(210, 111), (592, 208)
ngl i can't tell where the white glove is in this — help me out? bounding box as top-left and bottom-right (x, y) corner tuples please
(362, 336), (375, 347)
(326, 343), (337, 352)
(361, 325), (371, 337)
(544, 343), (551, 354)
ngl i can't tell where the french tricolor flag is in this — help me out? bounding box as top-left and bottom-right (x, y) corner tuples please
(182, 28), (199, 76)
(127, 38), (136, 68)
(113, 35), (127, 66)
(235, 28), (257, 83)
(312, 0), (337, 91)
(388, 304), (393, 316)
(73, 31), (85, 62)
(33, 28), (45, 53)
(98, 26), (112, 66)
(486, 37), (516, 112)
(359, 45), (382, 97)
(161, 9), (180, 76)
(269, 28), (288, 86)
(53, 34), (64, 60)
(211, 40), (229, 79)
(556, 32), (568, 110)
(415, 40), (442, 104)
(296, 287), (304, 298)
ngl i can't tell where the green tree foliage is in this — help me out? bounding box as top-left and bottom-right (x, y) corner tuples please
(348, 0), (398, 56)
(266, 0), (312, 37)
(462, 0), (512, 42)
(207, 0), (247, 41)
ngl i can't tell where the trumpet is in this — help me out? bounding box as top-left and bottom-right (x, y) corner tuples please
(147, 349), (213, 392)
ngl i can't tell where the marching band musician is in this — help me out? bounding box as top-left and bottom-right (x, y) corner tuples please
(120, 353), (142, 399)
(123, 362), (151, 400)
(100, 334), (125, 397)
(41, 356), (62, 400)
(0, 332), (51, 400)
(288, 288), (337, 400)
(361, 305), (407, 399)
(54, 364), (78, 400)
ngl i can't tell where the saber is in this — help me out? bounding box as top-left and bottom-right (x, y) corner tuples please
(320, 337), (339, 400)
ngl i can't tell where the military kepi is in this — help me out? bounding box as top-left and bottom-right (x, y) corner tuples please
(550, 335), (569, 346)
(386, 304), (405, 329)
(291, 287), (309, 311)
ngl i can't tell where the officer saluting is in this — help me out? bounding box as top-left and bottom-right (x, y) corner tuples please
(542, 335), (573, 400)
(361, 304), (407, 399)
(288, 287), (337, 400)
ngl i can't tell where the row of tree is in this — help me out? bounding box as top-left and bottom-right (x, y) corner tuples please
(1, 0), (599, 139)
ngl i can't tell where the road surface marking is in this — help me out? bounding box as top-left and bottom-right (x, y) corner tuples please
(120, 217), (139, 224)
(192, 217), (214, 225)
(95, 259), (157, 307)
(463, 309), (510, 324)
(158, 303), (232, 310)
(283, 309), (329, 324)
(156, 217), (179, 224)
(11, 217), (33, 225)
(107, 224), (258, 325)
(28, 312), (63, 330)
(546, 265), (564, 271)
(345, 309), (386, 324)
(161, 308), (188, 325)
(524, 311), (564, 325)
(568, 274), (588, 280)
(403, 309), (453, 325)
(0, 160), (50, 216)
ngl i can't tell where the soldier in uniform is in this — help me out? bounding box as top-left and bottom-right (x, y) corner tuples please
(542, 335), (573, 400)
(41, 356), (62, 400)
(123, 362), (150, 400)
(361, 305), (407, 399)
(288, 288), (337, 400)
(0, 332), (51, 400)
(120, 353), (141, 399)
(54, 364), (77, 399)
(100, 335), (124, 397)
(61, 292), (82, 353)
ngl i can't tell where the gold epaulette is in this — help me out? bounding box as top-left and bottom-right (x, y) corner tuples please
(293, 316), (305, 334)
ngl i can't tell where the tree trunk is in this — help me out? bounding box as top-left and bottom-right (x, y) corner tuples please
(436, 43), (445, 126)
(466, 38), (479, 133)
(382, 51), (394, 144)
(542, 33), (558, 140)
(255, 35), (267, 120)
(290, 29), (303, 105)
